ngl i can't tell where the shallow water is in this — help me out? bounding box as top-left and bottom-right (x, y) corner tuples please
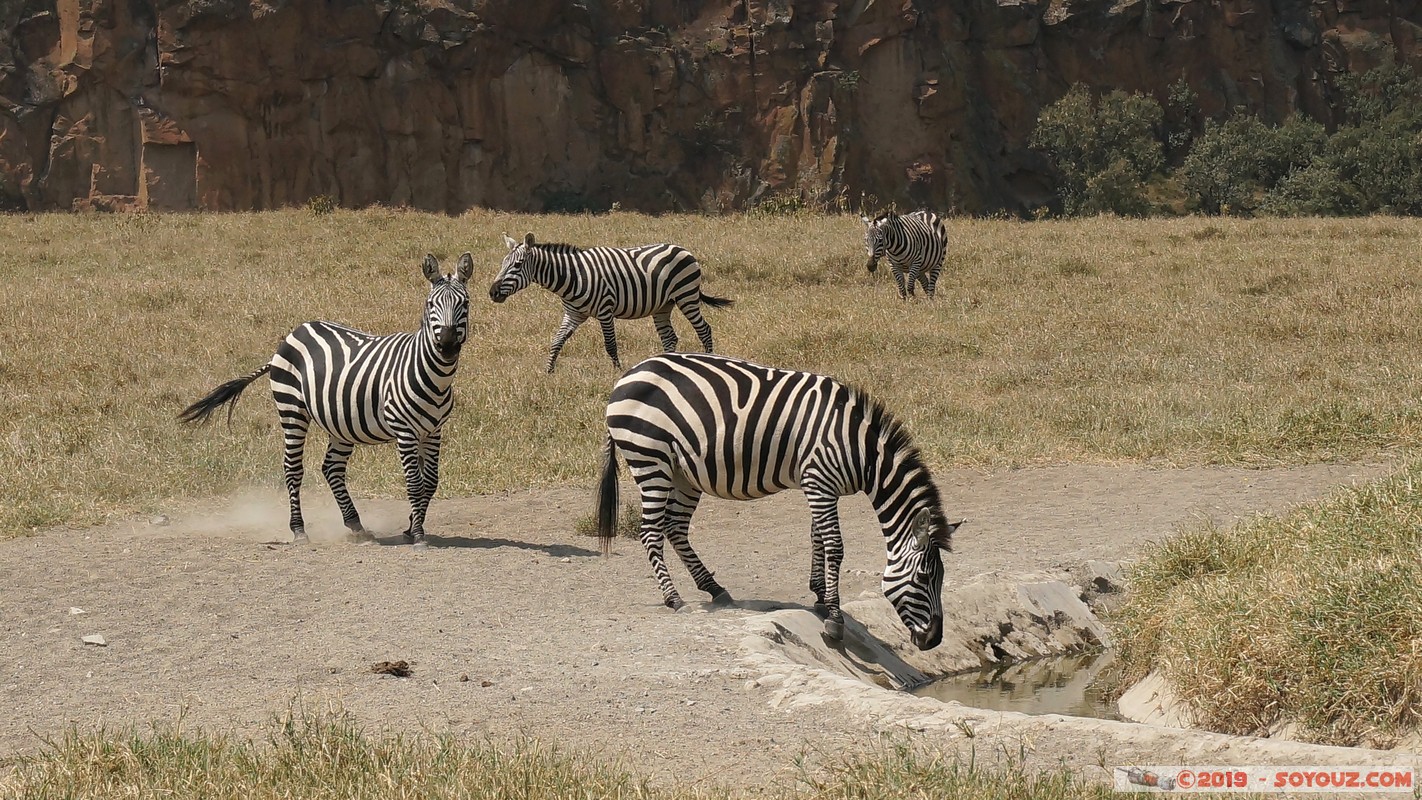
(912, 649), (1122, 720)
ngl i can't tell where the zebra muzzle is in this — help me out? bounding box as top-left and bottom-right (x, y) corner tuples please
(865, 258), (878, 273)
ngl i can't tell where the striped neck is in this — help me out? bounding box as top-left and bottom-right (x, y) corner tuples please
(526, 246), (587, 298)
(863, 405), (944, 554)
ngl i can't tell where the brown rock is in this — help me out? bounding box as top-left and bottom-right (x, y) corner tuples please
(0, 0), (1413, 215)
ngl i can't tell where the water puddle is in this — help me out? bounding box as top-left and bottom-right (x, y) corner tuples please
(911, 649), (1122, 720)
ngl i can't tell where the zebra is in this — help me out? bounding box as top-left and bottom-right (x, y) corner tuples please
(860, 210), (949, 299)
(488, 232), (733, 373)
(597, 352), (965, 650)
(178, 253), (474, 549)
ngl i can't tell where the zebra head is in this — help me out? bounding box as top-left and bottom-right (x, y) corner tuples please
(490, 232), (537, 304)
(421, 252), (474, 360)
(882, 507), (963, 650)
(860, 212), (897, 273)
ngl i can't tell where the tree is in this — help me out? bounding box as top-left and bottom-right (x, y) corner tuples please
(1030, 85), (1164, 216)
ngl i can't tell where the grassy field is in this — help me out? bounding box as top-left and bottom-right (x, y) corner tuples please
(1111, 459), (1422, 747)
(1, 211), (1420, 535)
(0, 710), (1118, 800)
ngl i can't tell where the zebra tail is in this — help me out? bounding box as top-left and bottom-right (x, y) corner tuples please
(177, 364), (272, 428)
(595, 433), (620, 557)
(700, 293), (734, 309)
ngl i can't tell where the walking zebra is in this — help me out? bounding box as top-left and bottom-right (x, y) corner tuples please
(861, 210), (949, 299)
(489, 233), (733, 373)
(597, 352), (964, 649)
(178, 253), (475, 549)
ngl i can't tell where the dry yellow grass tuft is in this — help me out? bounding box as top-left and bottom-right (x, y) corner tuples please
(0, 709), (1118, 800)
(1, 211), (1420, 536)
(1110, 460), (1422, 746)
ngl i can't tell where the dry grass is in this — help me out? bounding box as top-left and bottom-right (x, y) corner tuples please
(2, 211), (1420, 536)
(573, 501), (642, 540)
(1110, 460), (1422, 747)
(0, 710), (1117, 800)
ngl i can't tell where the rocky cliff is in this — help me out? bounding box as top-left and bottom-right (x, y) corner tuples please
(0, 0), (1417, 214)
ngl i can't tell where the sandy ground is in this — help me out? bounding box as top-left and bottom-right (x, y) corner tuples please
(0, 462), (1394, 791)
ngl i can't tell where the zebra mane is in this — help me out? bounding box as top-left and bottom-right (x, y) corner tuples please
(860, 390), (951, 541)
(872, 210), (899, 224)
(532, 242), (585, 255)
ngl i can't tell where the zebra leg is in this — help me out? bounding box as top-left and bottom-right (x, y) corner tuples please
(597, 314), (621, 370)
(320, 440), (366, 537)
(664, 488), (732, 605)
(634, 483), (685, 610)
(890, 265), (908, 300)
(546, 310), (586, 374)
(808, 520), (827, 611)
(905, 264), (922, 299)
(805, 486), (846, 640)
(678, 299), (715, 353)
(652, 308), (679, 352)
(396, 435), (431, 550)
(417, 430), (442, 538)
(924, 264), (942, 299)
(280, 413), (310, 544)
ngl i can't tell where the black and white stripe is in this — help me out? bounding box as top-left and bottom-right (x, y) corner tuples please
(861, 210), (949, 299)
(597, 352), (963, 650)
(489, 232), (732, 373)
(179, 253), (474, 548)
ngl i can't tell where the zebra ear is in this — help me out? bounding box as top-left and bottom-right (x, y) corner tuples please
(911, 509), (933, 552)
(860, 215), (871, 227)
(523, 232), (536, 247)
(937, 518), (965, 550)
(502, 233), (518, 250)
(455, 252), (474, 283)
(421, 254), (441, 283)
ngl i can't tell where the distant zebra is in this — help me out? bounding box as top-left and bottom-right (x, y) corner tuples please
(597, 352), (964, 649)
(489, 233), (733, 373)
(179, 253), (474, 549)
(861, 210), (949, 299)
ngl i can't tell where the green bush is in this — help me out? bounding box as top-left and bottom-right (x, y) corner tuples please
(1029, 85), (1164, 216)
(1260, 60), (1422, 216)
(1181, 113), (1325, 215)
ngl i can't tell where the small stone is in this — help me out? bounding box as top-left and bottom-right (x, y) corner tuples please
(560, 557), (571, 563)
(1085, 560), (1126, 593)
(458, 673), (470, 682)
(151, 515), (170, 527)
(480, 679), (493, 687)
(69, 607), (85, 615)
(81, 634), (107, 647)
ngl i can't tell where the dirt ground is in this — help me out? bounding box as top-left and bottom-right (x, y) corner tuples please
(0, 462), (1393, 791)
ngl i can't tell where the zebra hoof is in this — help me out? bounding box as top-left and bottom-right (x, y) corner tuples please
(710, 590), (735, 607)
(823, 619), (845, 642)
(666, 598), (686, 612)
(813, 602), (831, 617)
(291, 531), (309, 545)
(411, 538), (429, 551)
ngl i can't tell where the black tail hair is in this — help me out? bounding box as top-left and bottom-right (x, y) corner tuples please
(177, 364), (272, 427)
(701, 293), (734, 309)
(595, 433), (620, 557)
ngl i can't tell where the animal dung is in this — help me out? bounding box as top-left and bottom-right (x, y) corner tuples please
(371, 660), (412, 677)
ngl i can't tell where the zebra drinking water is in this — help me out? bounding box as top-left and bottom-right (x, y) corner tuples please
(861, 210), (949, 299)
(597, 352), (964, 649)
(178, 253), (474, 549)
(488, 233), (733, 373)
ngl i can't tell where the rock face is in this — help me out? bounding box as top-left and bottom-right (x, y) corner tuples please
(0, 0), (1417, 214)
